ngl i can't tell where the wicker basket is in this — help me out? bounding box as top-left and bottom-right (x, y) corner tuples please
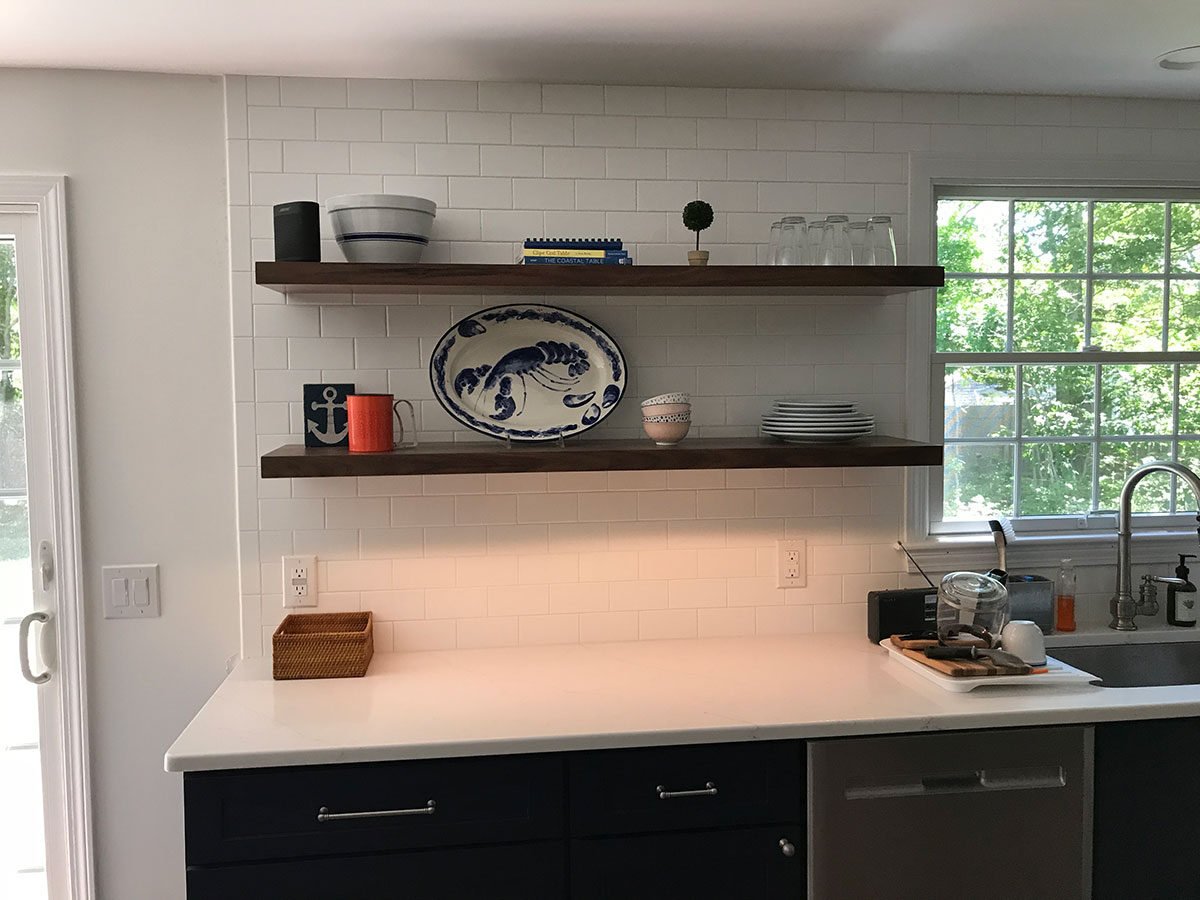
(272, 612), (374, 680)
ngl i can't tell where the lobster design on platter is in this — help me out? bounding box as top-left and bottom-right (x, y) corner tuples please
(454, 340), (592, 421)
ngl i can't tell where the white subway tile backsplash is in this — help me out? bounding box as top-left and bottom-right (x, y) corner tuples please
(414, 80), (478, 111)
(349, 142), (416, 174)
(482, 146), (544, 177)
(230, 76), (1197, 651)
(512, 114), (574, 146)
(447, 111), (512, 144)
(605, 85), (667, 116)
(316, 108), (381, 142)
(249, 106), (315, 140)
(666, 87), (727, 118)
(478, 82), (543, 113)
(606, 148), (667, 179)
(416, 143), (480, 175)
(542, 84), (605, 114)
(348, 79), (414, 110)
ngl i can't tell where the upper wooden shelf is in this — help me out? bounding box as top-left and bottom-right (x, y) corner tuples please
(261, 436), (942, 479)
(255, 262), (945, 296)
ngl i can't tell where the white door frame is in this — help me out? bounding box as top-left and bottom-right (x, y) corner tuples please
(1, 176), (93, 900)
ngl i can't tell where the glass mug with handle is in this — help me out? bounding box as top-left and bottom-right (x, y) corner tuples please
(347, 394), (417, 452)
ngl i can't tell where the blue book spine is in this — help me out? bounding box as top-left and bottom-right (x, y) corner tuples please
(524, 238), (623, 251)
(523, 255), (631, 265)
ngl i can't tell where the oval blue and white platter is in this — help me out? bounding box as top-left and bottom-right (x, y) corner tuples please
(430, 304), (626, 442)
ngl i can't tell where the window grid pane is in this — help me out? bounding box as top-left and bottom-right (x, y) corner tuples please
(936, 193), (1200, 525)
(941, 361), (1194, 520)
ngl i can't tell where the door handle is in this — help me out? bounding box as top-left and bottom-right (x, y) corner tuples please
(18, 611), (52, 684)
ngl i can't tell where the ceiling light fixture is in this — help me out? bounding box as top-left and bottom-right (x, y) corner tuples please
(1158, 45), (1200, 70)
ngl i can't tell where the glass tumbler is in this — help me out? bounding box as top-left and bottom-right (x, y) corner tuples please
(847, 221), (870, 265)
(818, 215), (852, 265)
(867, 215), (897, 265)
(767, 221), (782, 265)
(806, 219), (826, 266)
(777, 216), (807, 265)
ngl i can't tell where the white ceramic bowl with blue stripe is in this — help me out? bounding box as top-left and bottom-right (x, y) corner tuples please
(327, 194), (437, 263)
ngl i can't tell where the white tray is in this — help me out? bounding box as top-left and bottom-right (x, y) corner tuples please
(879, 639), (1101, 692)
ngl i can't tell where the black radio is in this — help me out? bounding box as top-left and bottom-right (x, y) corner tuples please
(867, 588), (938, 643)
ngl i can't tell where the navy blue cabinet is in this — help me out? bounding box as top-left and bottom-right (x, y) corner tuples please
(183, 740), (806, 899)
(1093, 717), (1200, 900)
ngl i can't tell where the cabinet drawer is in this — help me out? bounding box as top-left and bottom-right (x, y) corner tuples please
(568, 740), (802, 836)
(184, 754), (564, 865)
(186, 840), (566, 900)
(571, 826), (804, 900)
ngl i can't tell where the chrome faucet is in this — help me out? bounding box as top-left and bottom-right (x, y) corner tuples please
(1110, 461), (1200, 631)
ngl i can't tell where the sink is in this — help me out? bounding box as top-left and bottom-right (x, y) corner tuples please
(1051, 641), (1200, 688)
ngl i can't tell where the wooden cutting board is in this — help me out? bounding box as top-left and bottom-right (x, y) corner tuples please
(888, 634), (988, 651)
(899, 647), (1030, 678)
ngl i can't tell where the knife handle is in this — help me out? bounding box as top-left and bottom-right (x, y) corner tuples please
(925, 646), (977, 660)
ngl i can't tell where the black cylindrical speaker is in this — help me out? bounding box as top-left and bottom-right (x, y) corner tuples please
(273, 201), (321, 262)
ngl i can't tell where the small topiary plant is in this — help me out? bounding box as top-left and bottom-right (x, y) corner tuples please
(682, 199), (714, 251)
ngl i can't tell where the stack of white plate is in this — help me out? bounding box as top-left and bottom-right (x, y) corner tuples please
(760, 400), (875, 443)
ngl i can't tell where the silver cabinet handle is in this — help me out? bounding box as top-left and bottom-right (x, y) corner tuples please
(18, 611), (51, 685)
(657, 781), (717, 800)
(779, 838), (796, 858)
(317, 800), (435, 822)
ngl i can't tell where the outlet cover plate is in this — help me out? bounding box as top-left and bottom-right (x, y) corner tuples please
(102, 564), (161, 619)
(283, 555), (317, 608)
(776, 540), (807, 589)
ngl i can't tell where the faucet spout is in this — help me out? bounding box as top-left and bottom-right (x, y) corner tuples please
(1111, 462), (1200, 631)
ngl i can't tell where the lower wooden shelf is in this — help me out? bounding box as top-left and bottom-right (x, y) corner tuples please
(261, 436), (942, 478)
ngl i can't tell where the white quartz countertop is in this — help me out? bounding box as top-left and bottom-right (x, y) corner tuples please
(165, 633), (1200, 773)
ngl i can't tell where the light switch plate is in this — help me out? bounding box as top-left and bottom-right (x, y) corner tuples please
(102, 564), (161, 619)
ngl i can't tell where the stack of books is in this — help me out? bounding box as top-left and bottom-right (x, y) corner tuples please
(519, 238), (631, 265)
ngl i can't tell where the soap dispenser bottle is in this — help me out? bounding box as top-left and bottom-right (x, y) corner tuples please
(1167, 554), (1198, 627)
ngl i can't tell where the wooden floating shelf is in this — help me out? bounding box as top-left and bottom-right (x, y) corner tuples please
(255, 262), (944, 296)
(261, 436), (943, 479)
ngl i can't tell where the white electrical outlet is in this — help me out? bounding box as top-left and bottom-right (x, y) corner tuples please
(282, 555), (317, 608)
(776, 540), (807, 589)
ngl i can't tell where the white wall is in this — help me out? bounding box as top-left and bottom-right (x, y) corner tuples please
(0, 70), (238, 899)
(228, 77), (1200, 653)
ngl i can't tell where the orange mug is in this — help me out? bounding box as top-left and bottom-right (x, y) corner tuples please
(347, 395), (415, 452)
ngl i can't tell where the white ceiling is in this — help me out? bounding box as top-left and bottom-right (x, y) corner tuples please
(4, 0), (1200, 98)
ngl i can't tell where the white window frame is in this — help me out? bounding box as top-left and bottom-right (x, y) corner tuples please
(905, 156), (1200, 569)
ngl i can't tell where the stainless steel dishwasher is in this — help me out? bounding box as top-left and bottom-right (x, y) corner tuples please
(808, 725), (1092, 900)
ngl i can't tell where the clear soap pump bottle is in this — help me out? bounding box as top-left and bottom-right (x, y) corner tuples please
(1055, 558), (1076, 633)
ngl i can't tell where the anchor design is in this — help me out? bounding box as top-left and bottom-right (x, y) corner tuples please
(307, 386), (348, 444)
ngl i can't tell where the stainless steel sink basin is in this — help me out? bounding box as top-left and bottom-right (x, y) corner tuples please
(1051, 641), (1200, 688)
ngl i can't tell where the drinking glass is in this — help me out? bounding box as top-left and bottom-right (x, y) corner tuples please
(847, 221), (870, 265)
(806, 219), (826, 266)
(777, 216), (807, 265)
(819, 215), (852, 265)
(766, 221), (782, 265)
(867, 216), (897, 265)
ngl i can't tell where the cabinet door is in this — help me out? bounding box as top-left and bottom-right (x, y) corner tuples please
(1094, 717), (1200, 900)
(186, 840), (565, 900)
(571, 826), (804, 900)
(809, 726), (1091, 900)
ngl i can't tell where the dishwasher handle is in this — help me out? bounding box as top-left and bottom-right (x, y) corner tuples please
(845, 765), (1066, 801)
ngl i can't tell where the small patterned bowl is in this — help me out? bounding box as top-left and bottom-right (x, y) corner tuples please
(643, 412), (691, 423)
(643, 420), (690, 446)
(641, 402), (691, 417)
(643, 392), (691, 407)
